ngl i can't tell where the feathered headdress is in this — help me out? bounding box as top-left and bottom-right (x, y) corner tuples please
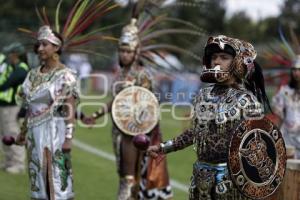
(118, 0), (206, 71)
(263, 26), (300, 86)
(18, 0), (119, 55)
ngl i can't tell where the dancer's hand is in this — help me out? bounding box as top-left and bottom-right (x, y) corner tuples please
(15, 134), (26, 146)
(62, 138), (72, 153)
(147, 144), (161, 158)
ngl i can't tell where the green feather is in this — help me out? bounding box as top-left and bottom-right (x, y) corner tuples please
(65, 0), (89, 37)
(55, 0), (64, 33)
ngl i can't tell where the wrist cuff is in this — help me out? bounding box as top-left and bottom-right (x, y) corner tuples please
(160, 140), (174, 154)
(65, 123), (74, 139)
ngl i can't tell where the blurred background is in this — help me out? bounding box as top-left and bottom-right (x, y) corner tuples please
(0, 0), (297, 98)
(0, 0), (297, 68)
(0, 0), (299, 199)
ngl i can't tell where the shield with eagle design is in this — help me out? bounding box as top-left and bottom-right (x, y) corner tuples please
(228, 117), (286, 199)
(112, 86), (159, 136)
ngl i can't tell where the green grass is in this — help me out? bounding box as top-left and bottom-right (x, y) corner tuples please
(0, 97), (195, 200)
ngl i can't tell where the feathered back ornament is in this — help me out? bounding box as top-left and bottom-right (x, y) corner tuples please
(119, 0), (206, 71)
(18, 0), (119, 55)
(263, 26), (300, 68)
(262, 26), (300, 87)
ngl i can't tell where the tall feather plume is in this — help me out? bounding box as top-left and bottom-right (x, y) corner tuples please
(289, 25), (300, 54)
(278, 26), (296, 59)
(42, 7), (51, 25)
(55, 0), (63, 33)
(263, 26), (300, 68)
(132, 0), (143, 18)
(19, 0), (119, 54)
(262, 25), (300, 88)
(126, 0), (206, 71)
(67, 3), (118, 40)
(262, 40), (292, 67)
(62, 0), (82, 34)
(141, 44), (202, 62)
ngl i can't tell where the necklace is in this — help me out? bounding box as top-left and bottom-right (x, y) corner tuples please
(30, 66), (60, 91)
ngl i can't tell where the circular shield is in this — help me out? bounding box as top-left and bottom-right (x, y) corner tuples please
(228, 117), (286, 199)
(112, 86), (159, 136)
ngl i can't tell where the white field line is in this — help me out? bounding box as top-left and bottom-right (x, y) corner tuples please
(73, 139), (189, 193)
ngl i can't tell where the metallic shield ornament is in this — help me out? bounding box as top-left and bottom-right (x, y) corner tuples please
(112, 86), (159, 136)
(228, 117), (286, 199)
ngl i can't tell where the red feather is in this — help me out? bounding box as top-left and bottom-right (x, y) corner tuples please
(42, 7), (51, 26)
(68, 5), (116, 40)
(62, 0), (82, 36)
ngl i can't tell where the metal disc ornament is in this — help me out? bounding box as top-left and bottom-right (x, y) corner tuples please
(112, 86), (159, 136)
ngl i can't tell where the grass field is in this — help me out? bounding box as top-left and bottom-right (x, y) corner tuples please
(0, 96), (195, 200)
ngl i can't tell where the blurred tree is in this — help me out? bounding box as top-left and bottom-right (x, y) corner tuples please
(0, 0), (123, 70)
(224, 11), (256, 41)
(280, 0), (300, 32)
(175, 0), (226, 34)
(164, 0), (226, 70)
(255, 17), (280, 42)
(2, 0), (299, 71)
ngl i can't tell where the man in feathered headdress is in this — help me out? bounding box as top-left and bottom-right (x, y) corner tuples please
(263, 27), (300, 159)
(88, 17), (174, 200)
(84, 1), (206, 199)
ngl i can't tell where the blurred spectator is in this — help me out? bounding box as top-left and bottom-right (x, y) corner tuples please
(66, 53), (92, 94)
(272, 55), (300, 159)
(0, 42), (28, 174)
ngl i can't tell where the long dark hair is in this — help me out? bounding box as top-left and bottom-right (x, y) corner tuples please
(53, 31), (64, 54)
(244, 61), (272, 113)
